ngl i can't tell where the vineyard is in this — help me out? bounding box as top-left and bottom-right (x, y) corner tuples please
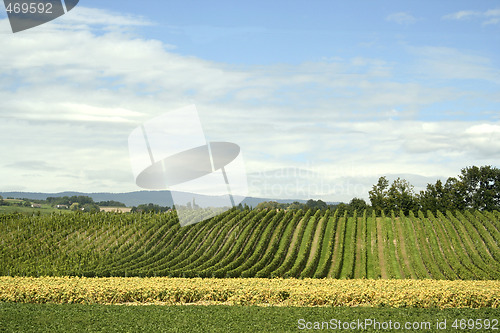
(1, 208), (500, 279)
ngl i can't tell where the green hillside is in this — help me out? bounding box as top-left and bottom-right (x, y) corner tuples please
(1, 209), (500, 279)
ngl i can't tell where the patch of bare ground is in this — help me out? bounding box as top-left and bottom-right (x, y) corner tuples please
(305, 216), (325, 267)
(354, 217), (364, 278)
(376, 218), (388, 279)
(284, 216), (305, 261)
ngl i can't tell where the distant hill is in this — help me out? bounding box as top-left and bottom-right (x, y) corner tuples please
(0, 190), (338, 208)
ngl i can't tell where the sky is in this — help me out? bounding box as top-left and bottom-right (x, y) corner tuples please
(0, 0), (499, 202)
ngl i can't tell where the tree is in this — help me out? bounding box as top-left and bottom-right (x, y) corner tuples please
(288, 201), (304, 210)
(419, 179), (445, 213)
(47, 195), (96, 207)
(334, 202), (348, 216)
(255, 201), (287, 210)
(387, 178), (416, 215)
(82, 203), (100, 213)
(305, 199), (327, 210)
(70, 196), (94, 206)
(348, 197), (368, 215)
(442, 177), (466, 211)
(369, 165), (500, 214)
(131, 203), (171, 213)
(369, 176), (389, 215)
(458, 165), (500, 211)
(97, 200), (126, 207)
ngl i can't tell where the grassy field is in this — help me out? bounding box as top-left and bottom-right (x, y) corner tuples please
(1, 303), (499, 332)
(0, 202), (65, 215)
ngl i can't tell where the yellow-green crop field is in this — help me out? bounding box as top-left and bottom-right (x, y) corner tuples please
(1, 277), (499, 308)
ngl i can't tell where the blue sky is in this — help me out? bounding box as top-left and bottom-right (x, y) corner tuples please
(0, 1), (499, 201)
(82, 0), (500, 63)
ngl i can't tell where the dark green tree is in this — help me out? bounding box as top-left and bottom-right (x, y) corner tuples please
(442, 177), (466, 211)
(419, 179), (445, 213)
(305, 199), (328, 210)
(288, 201), (304, 210)
(334, 202), (348, 216)
(348, 197), (368, 215)
(97, 200), (126, 207)
(255, 201), (286, 210)
(387, 178), (416, 215)
(131, 203), (171, 213)
(369, 176), (389, 215)
(458, 165), (500, 211)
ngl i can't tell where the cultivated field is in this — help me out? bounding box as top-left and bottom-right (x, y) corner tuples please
(1, 277), (499, 308)
(0, 209), (499, 279)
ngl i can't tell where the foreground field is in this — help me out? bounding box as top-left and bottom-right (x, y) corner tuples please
(1, 208), (499, 279)
(2, 303), (500, 333)
(1, 277), (499, 308)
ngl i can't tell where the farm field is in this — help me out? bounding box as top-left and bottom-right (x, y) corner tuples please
(1, 207), (500, 331)
(1, 208), (499, 279)
(0, 201), (67, 215)
(2, 303), (499, 332)
(1, 277), (499, 308)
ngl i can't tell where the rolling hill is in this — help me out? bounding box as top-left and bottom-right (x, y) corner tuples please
(1, 208), (499, 279)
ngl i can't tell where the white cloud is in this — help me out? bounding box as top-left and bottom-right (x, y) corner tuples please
(443, 8), (500, 25)
(465, 123), (500, 134)
(401, 121), (500, 156)
(386, 12), (418, 25)
(486, 9), (500, 16)
(60, 103), (144, 123)
(408, 45), (500, 83)
(60, 7), (153, 27)
(484, 18), (500, 25)
(243, 119), (500, 201)
(443, 10), (480, 20)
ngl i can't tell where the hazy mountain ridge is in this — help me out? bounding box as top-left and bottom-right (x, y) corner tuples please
(0, 191), (338, 208)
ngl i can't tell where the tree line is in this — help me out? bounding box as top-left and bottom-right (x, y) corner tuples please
(254, 165), (499, 217)
(369, 165), (500, 215)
